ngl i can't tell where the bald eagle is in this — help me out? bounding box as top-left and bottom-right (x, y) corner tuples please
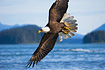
(27, 0), (77, 67)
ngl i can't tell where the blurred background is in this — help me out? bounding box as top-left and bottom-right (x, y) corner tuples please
(0, 0), (105, 34)
(0, 0), (105, 44)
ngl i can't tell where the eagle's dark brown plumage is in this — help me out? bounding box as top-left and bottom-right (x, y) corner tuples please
(27, 0), (69, 67)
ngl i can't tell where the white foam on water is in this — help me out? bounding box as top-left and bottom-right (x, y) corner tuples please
(59, 49), (105, 53)
(71, 49), (91, 52)
(59, 49), (70, 51)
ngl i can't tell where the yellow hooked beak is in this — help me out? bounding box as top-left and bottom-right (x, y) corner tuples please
(38, 30), (42, 33)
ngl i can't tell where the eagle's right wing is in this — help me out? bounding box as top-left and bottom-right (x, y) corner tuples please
(27, 33), (58, 67)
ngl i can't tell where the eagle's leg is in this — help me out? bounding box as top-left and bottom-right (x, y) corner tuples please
(64, 22), (73, 30)
(62, 22), (71, 34)
(64, 26), (69, 30)
(62, 30), (68, 34)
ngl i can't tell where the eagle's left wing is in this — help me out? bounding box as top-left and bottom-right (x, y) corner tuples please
(27, 33), (58, 67)
(49, 0), (69, 23)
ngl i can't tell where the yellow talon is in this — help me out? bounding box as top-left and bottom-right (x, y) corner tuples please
(64, 27), (69, 30)
(63, 31), (68, 34)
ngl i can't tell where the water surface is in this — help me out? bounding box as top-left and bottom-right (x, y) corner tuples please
(0, 44), (105, 70)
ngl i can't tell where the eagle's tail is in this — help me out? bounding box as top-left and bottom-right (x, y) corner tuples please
(59, 13), (78, 42)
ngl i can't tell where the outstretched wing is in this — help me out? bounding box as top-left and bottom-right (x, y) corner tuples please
(27, 33), (58, 67)
(49, 0), (69, 22)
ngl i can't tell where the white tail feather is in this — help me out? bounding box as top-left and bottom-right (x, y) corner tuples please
(59, 13), (78, 42)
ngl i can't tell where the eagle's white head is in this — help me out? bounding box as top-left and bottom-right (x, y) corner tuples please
(38, 26), (50, 33)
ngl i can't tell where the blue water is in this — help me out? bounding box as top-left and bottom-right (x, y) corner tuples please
(0, 44), (105, 70)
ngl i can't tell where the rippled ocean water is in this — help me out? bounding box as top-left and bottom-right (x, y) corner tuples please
(0, 44), (105, 70)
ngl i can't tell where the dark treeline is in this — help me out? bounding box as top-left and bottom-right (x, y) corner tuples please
(83, 31), (105, 43)
(0, 25), (43, 44)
